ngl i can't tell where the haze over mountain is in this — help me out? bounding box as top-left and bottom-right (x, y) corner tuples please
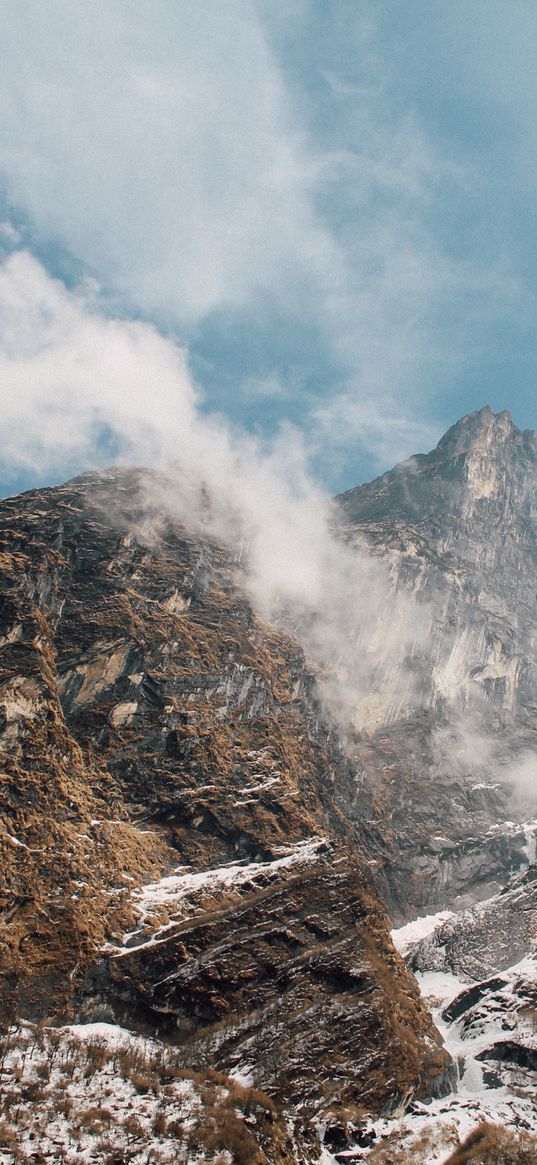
(1, 408), (536, 1162)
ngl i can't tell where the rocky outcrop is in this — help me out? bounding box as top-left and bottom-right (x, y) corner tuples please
(85, 838), (447, 1124)
(409, 865), (537, 982)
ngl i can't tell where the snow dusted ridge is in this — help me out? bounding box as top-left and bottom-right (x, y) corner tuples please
(113, 835), (330, 952)
(391, 910), (456, 959)
(408, 861), (537, 982)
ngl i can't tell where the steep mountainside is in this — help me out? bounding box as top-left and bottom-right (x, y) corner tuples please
(340, 405), (537, 731)
(337, 407), (537, 916)
(0, 468), (449, 1161)
(1, 408), (537, 1162)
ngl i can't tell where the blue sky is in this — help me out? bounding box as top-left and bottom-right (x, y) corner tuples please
(1, 1), (537, 499)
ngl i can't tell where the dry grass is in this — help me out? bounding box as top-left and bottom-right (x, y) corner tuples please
(0, 1022), (290, 1165)
(443, 1121), (537, 1164)
(367, 1121), (537, 1165)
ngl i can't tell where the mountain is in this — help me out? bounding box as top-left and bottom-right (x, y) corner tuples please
(336, 406), (537, 918)
(0, 467), (449, 1163)
(339, 405), (537, 729)
(0, 408), (536, 1163)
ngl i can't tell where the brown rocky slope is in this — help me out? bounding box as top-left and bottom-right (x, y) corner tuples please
(0, 468), (450, 1157)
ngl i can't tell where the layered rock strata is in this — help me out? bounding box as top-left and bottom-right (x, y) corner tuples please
(0, 469), (449, 1156)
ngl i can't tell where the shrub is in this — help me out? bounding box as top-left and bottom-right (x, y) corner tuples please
(443, 1121), (537, 1164)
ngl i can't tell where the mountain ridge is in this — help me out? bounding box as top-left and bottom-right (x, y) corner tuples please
(0, 466), (452, 1160)
(1, 409), (537, 1161)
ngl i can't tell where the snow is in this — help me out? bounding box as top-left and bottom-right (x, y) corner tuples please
(0, 1020), (208, 1165)
(416, 969), (469, 1009)
(115, 835), (328, 950)
(0, 1020), (320, 1165)
(524, 822), (537, 864)
(358, 909), (537, 1161)
(391, 909), (455, 957)
(4, 832), (28, 848)
(64, 1021), (160, 1051)
(229, 1064), (255, 1088)
(135, 836), (327, 910)
(241, 774), (281, 794)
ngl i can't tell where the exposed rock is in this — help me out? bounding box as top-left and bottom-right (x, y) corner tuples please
(3, 407), (537, 1158)
(0, 468), (449, 1154)
(337, 407), (537, 914)
(409, 865), (537, 982)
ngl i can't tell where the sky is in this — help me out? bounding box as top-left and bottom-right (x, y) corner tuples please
(1, 1), (537, 499)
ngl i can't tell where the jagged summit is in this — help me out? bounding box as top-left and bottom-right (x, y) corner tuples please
(336, 403), (537, 759)
(436, 405), (514, 455)
(338, 406), (537, 526)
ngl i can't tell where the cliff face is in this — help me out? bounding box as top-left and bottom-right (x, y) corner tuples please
(337, 407), (537, 916)
(2, 408), (537, 1161)
(339, 406), (537, 723)
(0, 468), (449, 1159)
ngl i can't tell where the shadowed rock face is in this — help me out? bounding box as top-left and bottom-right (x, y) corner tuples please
(410, 865), (537, 982)
(0, 468), (449, 1153)
(91, 845), (448, 1121)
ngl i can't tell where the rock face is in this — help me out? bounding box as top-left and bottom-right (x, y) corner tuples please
(337, 407), (537, 915)
(339, 405), (537, 730)
(0, 468), (449, 1158)
(409, 865), (537, 983)
(403, 880), (537, 1138)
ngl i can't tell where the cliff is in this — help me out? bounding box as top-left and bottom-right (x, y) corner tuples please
(337, 407), (537, 916)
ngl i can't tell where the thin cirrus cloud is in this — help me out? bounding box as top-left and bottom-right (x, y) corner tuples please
(0, 0), (534, 494)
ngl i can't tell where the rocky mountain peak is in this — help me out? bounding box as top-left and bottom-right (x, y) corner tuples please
(337, 405), (537, 801)
(435, 404), (514, 458)
(338, 405), (537, 528)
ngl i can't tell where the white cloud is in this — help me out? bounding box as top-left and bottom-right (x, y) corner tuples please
(0, 249), (433, 733)
(0, 220), (21, 246)
(0, 0), (533, 502)
(313, 393), (441, 472)
(0, 1), (327, 323)
(0, 250), (198, 475)
(0, 0), (522, 475)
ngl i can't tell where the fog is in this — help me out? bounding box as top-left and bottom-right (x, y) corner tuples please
(1, 250), (434, 733)
(4, 249), (537, 796)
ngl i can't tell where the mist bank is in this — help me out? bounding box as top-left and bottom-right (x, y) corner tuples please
(4, 249), (537, 803)
(1, 250), (435, 733)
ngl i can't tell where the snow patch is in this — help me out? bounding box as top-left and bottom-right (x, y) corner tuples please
(391, 910), (455, 957)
